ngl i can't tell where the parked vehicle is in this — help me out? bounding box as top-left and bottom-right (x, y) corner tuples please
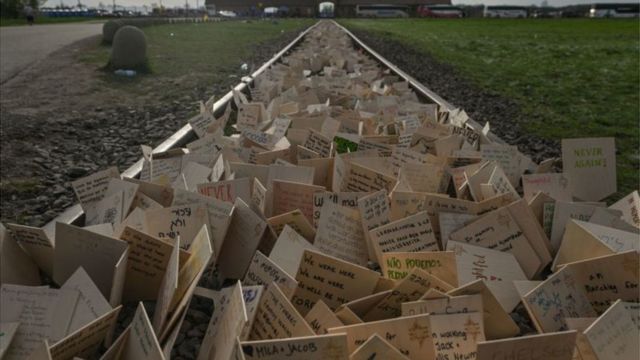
(355, 4), (409, 18)
(263, 6), (290, 17)
(417, 5), (464, 18)
(217, 10), (236, 18)
(589, 3), (639, 17)
(484, 5), (528, 18)
(264, 7), (278, 16)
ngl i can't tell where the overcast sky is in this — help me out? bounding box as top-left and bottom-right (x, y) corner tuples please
(43, 0), (631, 10)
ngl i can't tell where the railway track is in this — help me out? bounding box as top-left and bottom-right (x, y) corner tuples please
(3, 19), (636, 360)
(42, 19), (501, 237)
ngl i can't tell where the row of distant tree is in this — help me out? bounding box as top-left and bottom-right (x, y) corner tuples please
(1, 0), (43, 18)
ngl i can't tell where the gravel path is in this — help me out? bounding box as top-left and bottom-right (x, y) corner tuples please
(0, 22), (103, 84)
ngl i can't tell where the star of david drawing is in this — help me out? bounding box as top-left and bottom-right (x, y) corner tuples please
(254, 224), (264, 237)
(463, 317), (482, 342)
(322, 340), (347, 360)
(452, 245), (467, 256)
(621, 255), (638, 277)
(559, 175), (568, 189)
(408, 320), (430, 347)
(562, 272), (577, 290)
(497, 211), (511, 229)
(161, 187), (172, 202)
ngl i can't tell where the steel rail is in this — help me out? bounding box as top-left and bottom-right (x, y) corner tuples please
(331, 20), (505, 145)
(42, 21), (322, 238)
(44, 19), (502, 238)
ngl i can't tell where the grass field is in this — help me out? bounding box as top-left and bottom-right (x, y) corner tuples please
(341, 19), (639, 200)
(0, 16), (100, 26)
(81, 19), (313, 83)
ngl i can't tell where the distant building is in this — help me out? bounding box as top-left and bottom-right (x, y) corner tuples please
(206, 0), (451, 17)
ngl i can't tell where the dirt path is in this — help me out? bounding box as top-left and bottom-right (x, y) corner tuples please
(0, 22), (103, 83)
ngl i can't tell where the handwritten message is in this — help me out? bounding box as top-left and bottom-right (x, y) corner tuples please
(243, 251), (298, 299)
(314, 202), (369, 266)
(249, 282), (314, 340)
(145, 204), (209, 250)
(562, 137), (616, 201)
(272, 180), (324, 223)
(291, 250), (379, 315)
(380, 251), (457, 287)
(241, 333), (349, 360)
(369, 211), (439, 264)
